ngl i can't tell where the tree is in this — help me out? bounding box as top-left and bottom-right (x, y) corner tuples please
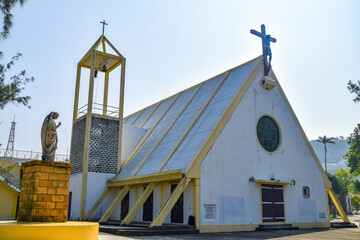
(347, 80), (360, 103)
(0, 53), (34, 109)
(352, 195), (360, 212)
(0, 0), (33, 109)
(327, 172), (341, 195)
(344, 124), (360, 175)
(334, 168), (354, 196)
(353, 180), (360, 193)
(1, 0), (27, 39)
(316, 135), (335, 173)
(334, 168), (354, 213)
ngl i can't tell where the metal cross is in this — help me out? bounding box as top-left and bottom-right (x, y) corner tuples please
(250, 24), (277, 76)
(100, 20), (108, 36)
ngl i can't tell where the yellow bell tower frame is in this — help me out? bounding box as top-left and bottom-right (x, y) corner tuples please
(71, 34), (126, 220)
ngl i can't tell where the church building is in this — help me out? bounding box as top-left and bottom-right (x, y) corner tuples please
(68, 29), (348, 232)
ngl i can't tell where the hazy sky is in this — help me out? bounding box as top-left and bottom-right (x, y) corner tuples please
(0, 0), (359, 155)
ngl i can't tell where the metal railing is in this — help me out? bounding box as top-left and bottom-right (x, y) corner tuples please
(77, 102), (119, 118)
(0, 148), (69, 162)
(0, 165), (21, 191)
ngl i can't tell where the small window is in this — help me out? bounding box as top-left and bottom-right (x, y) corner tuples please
(303, 186), (310, 198)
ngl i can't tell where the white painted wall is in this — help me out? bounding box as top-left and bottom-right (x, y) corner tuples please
(183, 182), (193, 224)
(162, 185), (171, 223)
(200, 70), (328, 226)
(86, 172), (116, 220)
(121, 124), (147, 164)
(69, 172), (82, 220)
(69, 172), (114, 220)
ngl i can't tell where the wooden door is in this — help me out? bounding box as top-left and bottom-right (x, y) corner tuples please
(171, 184), (184, 223)
(261, 184), (285, 222)
(143, 191), (153, 222)
(120, 192), (129, 220)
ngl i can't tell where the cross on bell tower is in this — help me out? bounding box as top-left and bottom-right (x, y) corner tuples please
(100, 20), (108, 36)
(250, 24), (277, 76)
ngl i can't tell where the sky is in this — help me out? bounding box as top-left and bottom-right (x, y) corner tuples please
(0, 0), (359, 156)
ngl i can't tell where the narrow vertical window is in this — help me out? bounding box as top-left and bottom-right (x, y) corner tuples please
(303, 186), (310, 198)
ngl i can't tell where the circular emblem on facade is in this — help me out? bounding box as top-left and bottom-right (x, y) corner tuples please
(256, 115), (281, 153)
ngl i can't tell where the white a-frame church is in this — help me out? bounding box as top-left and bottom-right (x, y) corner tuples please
(68, 30), (349, 233)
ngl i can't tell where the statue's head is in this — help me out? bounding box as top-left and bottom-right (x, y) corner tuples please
(52, 112), (59, 119)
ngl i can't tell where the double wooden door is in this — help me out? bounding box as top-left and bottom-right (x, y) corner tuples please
(261, 184), (285, 222)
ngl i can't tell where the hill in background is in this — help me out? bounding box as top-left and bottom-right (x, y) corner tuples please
(310, 137), (350, 174)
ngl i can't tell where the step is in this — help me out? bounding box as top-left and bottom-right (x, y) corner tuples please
(102, 221), (196, 229)
(331, 222), (358, 228)
(99, 226), (199, 236)
(256, 224), (299, 231)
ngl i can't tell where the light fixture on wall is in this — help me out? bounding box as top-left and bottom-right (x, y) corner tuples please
(249, 176), (255, 183)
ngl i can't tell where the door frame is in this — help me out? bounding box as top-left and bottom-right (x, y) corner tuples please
(259, 183), (286, 224)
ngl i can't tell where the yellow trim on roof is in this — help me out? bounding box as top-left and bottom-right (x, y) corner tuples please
(108, 169), (182, 187)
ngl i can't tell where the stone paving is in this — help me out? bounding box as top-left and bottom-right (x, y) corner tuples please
(99, 215), (360, 240)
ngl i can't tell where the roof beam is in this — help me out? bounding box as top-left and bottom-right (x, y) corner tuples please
(84, 187), (111, 220)
(107, 169), (182, 188)
(116, 95), (180, 174)
(140, 102), (160, 127)
(131, 85), (202, 176)
(104, 36), (125, 59)
(78, 36), (104, 65)
(150, 177), (191, 227)
(121, 183), (155, 225)
(327, 187), (349, 222)
(157, 71), (230, 172)
(99, 186), (130, 223)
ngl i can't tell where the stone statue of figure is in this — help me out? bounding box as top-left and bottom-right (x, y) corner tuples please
(41, 112), (61, 161)
(264, 35), (272, 70)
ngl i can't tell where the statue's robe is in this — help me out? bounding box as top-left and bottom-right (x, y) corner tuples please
(41, 112), (58, 161)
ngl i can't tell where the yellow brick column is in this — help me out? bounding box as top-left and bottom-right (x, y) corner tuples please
(17, 160), (73, 222)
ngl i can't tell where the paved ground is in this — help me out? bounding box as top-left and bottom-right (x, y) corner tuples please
(99, 215), (360, 240)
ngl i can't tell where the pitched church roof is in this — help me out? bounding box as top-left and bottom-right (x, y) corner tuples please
(117, 56), (260, 179)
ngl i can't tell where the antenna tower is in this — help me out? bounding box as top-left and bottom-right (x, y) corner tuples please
(5, 116), (16, 158)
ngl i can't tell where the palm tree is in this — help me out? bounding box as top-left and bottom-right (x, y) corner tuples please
(316, 136), (335, 173)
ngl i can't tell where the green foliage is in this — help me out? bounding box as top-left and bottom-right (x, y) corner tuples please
(352, 195), (360, 212)
(353, 180), (360, 193)
(316, 136), (335, 145)
(347, 80), (360, 103)
(0, 52), (34, 109)
(327, 172), (341, 196)
(0, 0), (33, 109)
(345, 124), (360, 175)
(334, 168), (354, 196)
(0, 0), (27, 39)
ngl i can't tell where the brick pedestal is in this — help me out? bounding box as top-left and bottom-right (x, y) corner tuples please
(17, 160), (73, 222)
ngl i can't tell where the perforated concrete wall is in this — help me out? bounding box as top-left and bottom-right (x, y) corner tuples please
(70, 116), (119, 174)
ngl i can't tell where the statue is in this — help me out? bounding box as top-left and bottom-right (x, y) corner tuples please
(264, 35), (272, 69)
(41, 112), (61, 161)
(250, 24), (277, 76)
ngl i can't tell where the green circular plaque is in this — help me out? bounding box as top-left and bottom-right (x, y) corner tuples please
(256, 116), (280, 153)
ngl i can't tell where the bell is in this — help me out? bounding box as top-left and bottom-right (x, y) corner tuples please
(101, 65), (107, 72)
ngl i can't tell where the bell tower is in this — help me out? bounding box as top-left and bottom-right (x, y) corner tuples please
(70, 31), (126, 220)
